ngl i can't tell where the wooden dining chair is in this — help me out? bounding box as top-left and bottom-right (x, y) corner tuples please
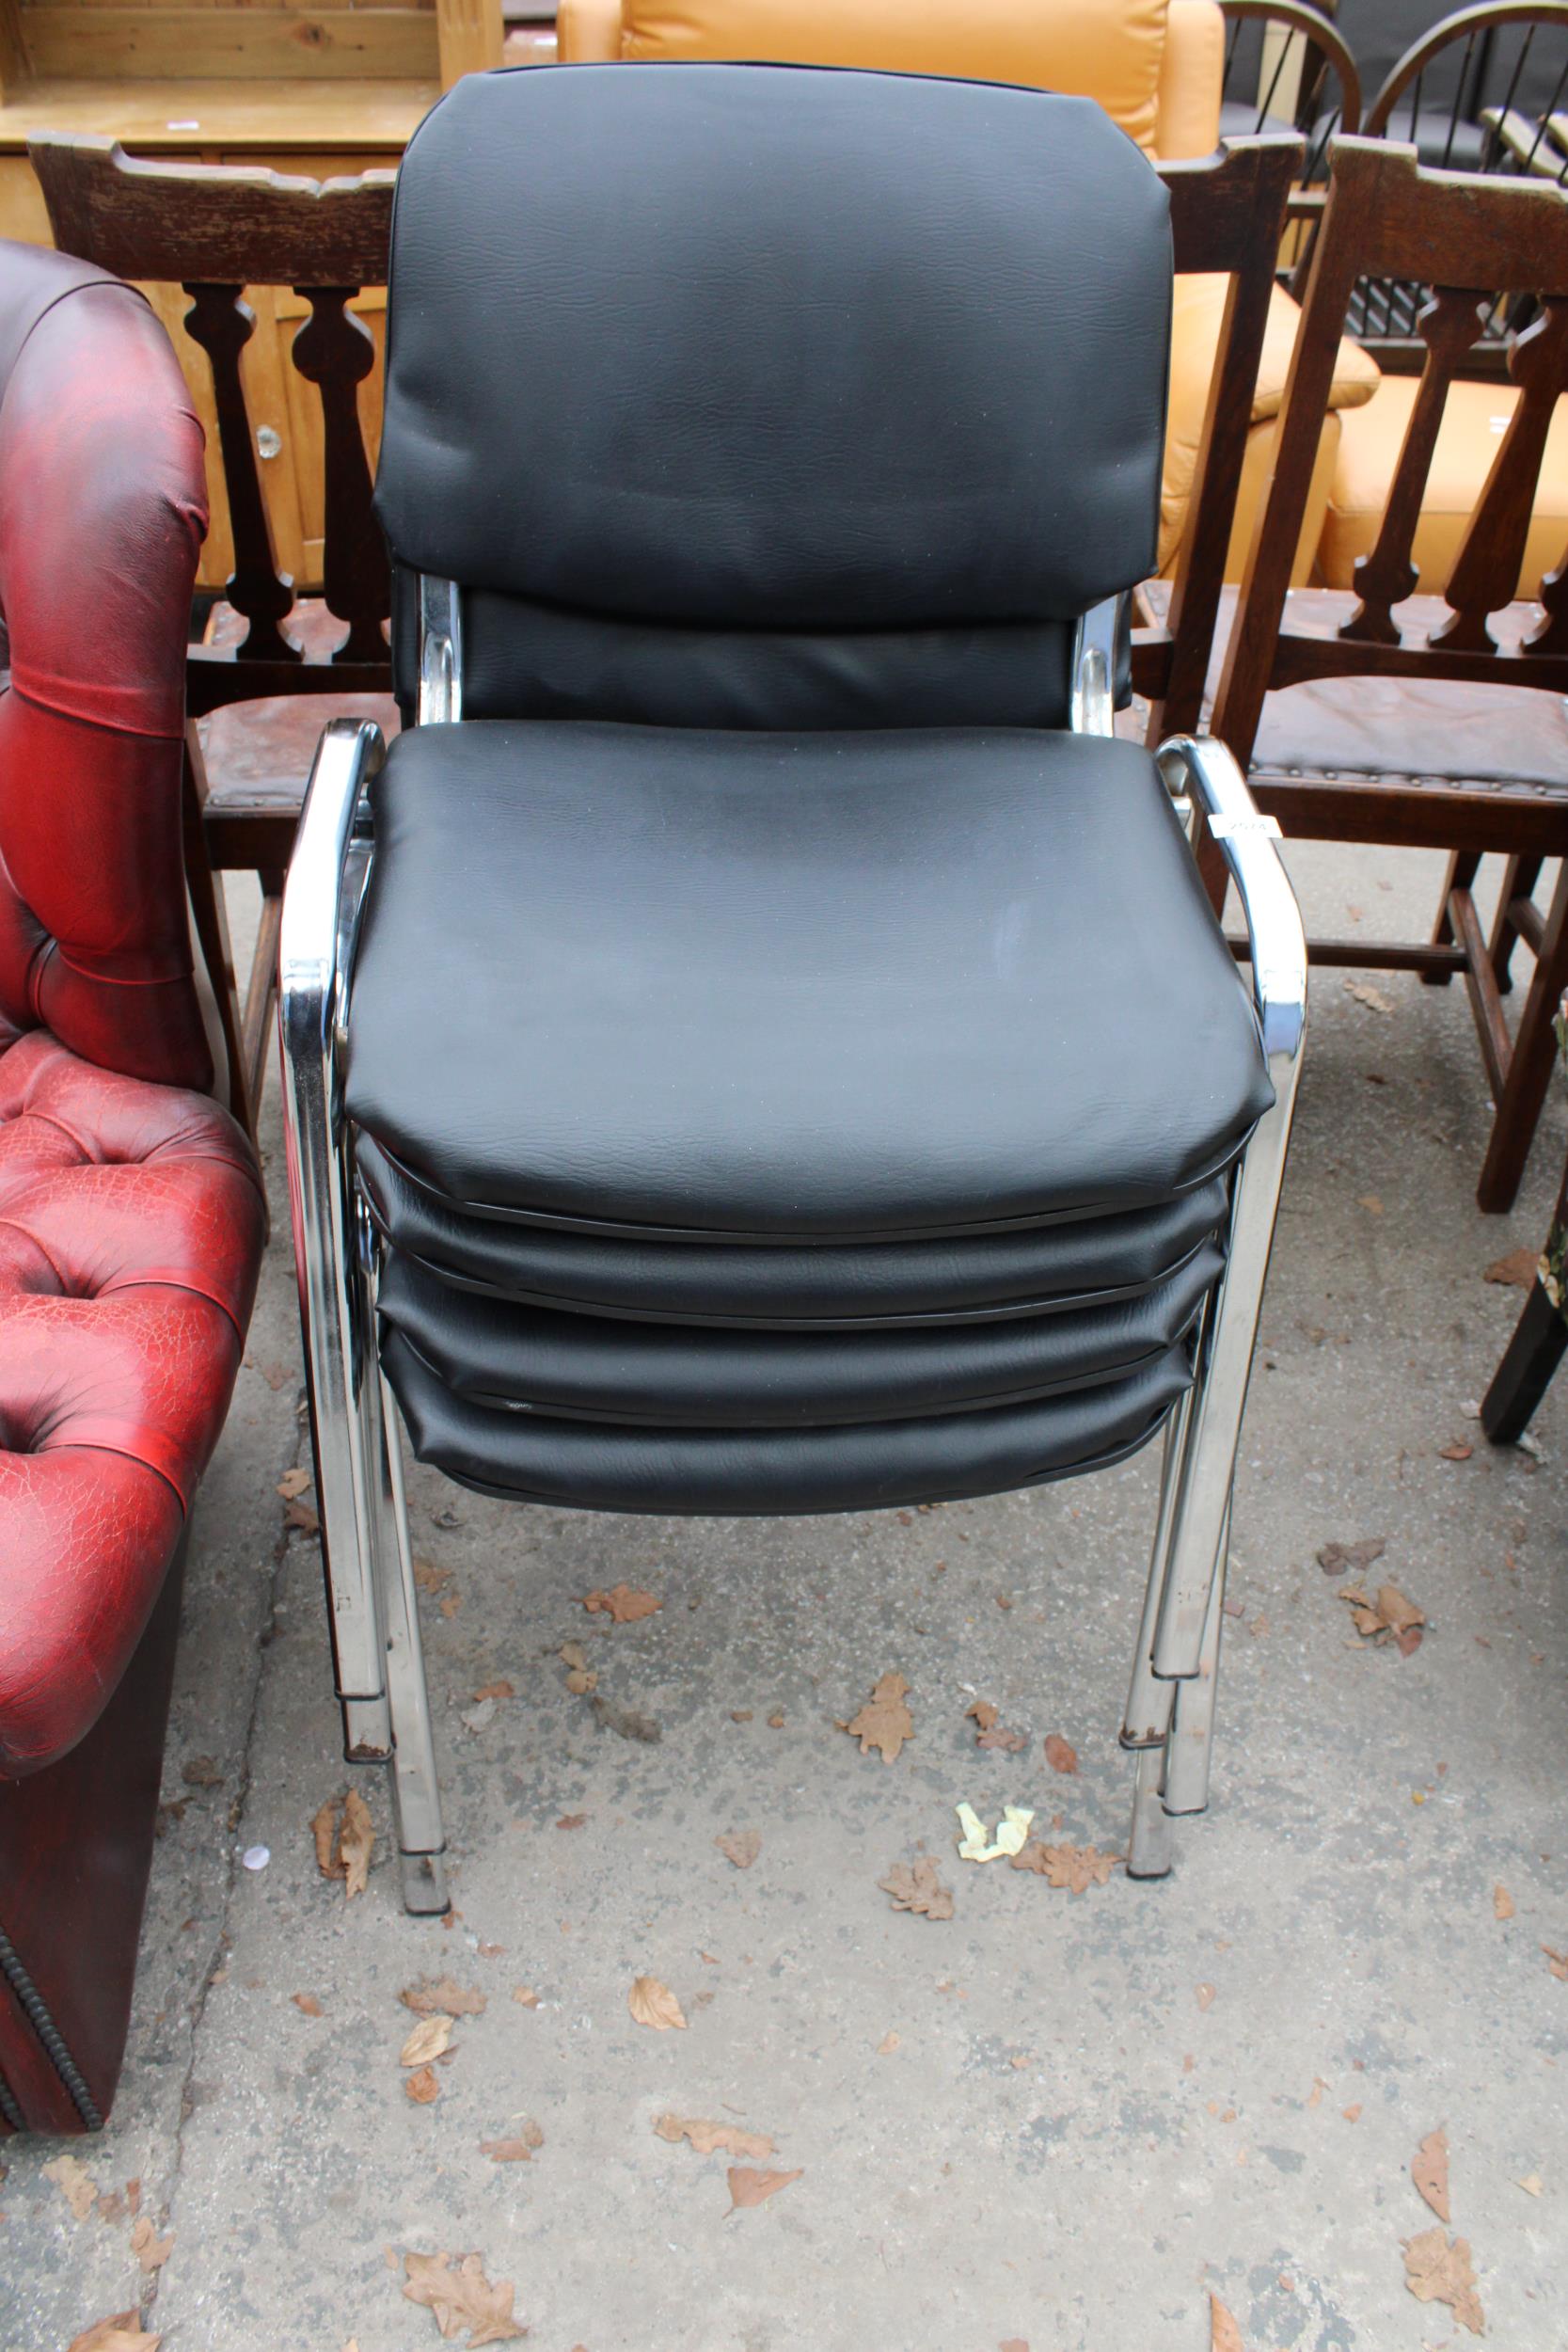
(29, 136), (398, 1136)
(1212, 135), (1568, 1212)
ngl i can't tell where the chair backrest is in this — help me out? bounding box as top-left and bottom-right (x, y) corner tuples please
(1213, 136), (1568, 762)
(1220, 0), (1362, 155)
(0, 241), (214, 1091)
(29, 136), (395, 724)
(1354, 4), (1568, 358)
(377, 63), (1172, 735)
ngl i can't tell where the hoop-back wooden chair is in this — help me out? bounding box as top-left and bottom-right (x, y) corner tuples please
(29, 135), (397, 1136)
(1213, 135), (1568, 1211)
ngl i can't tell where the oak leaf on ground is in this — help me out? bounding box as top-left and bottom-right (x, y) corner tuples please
(1402, 2227), (1484, 2335)
(727, 2166), (802, 2210)
(405, 2065), (441, 2105)
(559, 1642), (597, 1695)
(402, 2250), (527, 2344)
(628, 1975), (687, 2030)
(715, 1829), (761, 1869)
(1042, 1734), (1079, 1775)
(1339, 1582), (1425, 1656)
(1009, 1841), (1117, 1892)
(1484, 1248), (1540, 1289)
(65, 2317), (160, 2352)
(842, 1671), (913, 1763)
(879, 1857), (954, 1919)
(311, 1788), (375, 1897)
(1414, 2127), (1451, 2223)
(966, 1700), (999, 1732)
(582, 1583), (660, 1624)
(42, 2153), (100, 2219)
(655, 2114), (774, 2160)
(403, 1976), (486, 2018)
(1317, 1536), (1386, 1578)
(400, 2014), (454, 2068)
(130, 2217), (173, 2274)
(276, 1468), (311, 1501)
(1210, 2294), (1244, 2352)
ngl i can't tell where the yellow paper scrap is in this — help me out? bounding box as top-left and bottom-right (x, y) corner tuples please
(955, 1802), (1034, 1862)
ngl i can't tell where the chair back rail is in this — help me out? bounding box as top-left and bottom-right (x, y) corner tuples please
(31, 131), (1296, 750)
(28, 135), (395, 717)
(1215, 135), (1568, 766)
(1134, 135), (1303, 737)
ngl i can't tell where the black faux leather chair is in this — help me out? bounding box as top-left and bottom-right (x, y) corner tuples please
(279, 62), (1307, 1912)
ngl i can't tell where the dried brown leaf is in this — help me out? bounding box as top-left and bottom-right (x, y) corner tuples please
(42, 2153), (100, 2220)
(1543, 1945), (1568, 1981)
(400, 2013), (455, 2067)
(1414, 2128), (1450, 2223)
(341, 1788), (374, 1897)
(1196, 1981), (1217, 2010)
(65, 2318), (160, 2352)
(284, 1499), (320, 1534)
(512, 1986), (541, 2009)
(1318, 1537), (1386, 1578)
(628, 1975), (686, 2030)
(276, 1467), (311, 1500)
(1345, 977), (1395, 1014)
(402, 1976), (486, 2018)
(481, 2122), (543, 2163)
(715, 1829), (761, 1870)
(654, 2114), (774, 2160)
(1009, 1841), (1117, 1893)
(1210, 2294), (1244, 2352)
(1484, 1248), (1540, 1289)
(1340, 1582), (1426, 1655)
(402, 2249), (527, 2344)
(311, 1788), (375, 1895)
(878, 2030), (900, 2055)
(1440, 1442), (1474, 1462)
(1495, 1884), (1516, 1921)
(293, 1993), (324, 2017)
(843, 1671), (913, 1763)
(965, 1700), (999, 1733)
(726, 2166), (802, 2211)
(180, 1755), (222, 1788)
(582, 1583), (660, 1624)
(413, 1557), (452, 1594)
(976, 1724), (1028, 1752)
(405, 2065), (441, 2106)
(473, 1681), (514, 1704)
(560, 1640), (598, 1695)
(1402, 2227), (1484, 2335)
(1042, 1733), (1079, 1775)
(879, 1857), (954, 1919)
(130, 2217), (173, 2274)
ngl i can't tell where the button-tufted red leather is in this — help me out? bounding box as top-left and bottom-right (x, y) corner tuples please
(0, 250), (266, 1774)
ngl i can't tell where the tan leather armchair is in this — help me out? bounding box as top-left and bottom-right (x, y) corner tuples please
(555, 0), (1377, 582)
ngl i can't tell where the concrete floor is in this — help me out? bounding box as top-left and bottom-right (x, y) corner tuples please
(4, 839), (1568, 2352)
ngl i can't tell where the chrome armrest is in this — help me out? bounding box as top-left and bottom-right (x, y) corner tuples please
(1070, 595), (1125, 736)
(277, 716), (388, 1726)
(1156, 732), (1307, 1077)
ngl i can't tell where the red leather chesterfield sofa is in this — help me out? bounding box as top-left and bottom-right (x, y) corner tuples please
(0, 242), (266, 2133)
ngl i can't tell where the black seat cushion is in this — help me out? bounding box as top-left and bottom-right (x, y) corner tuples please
(345, 723), (1272, 1243)
(357, 1136), (1229, 1328)
(377, 1237), (1220, 1427)
(381, 1323), (1191, 1517)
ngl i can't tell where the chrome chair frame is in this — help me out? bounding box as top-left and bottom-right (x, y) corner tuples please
(279, 584), (1307, 1912)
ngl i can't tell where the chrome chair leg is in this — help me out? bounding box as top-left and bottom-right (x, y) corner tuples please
(361, 1213), (450, 1914)
(1122, 1377), (1198, 1752)
(1126, 1746), (1174, 1879)
(1161, 1499), (1229, 1818)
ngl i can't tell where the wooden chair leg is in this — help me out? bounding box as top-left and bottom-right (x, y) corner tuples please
(1477, 864), (1568, 1215)
(182, 726), (254, 1138)
(1489, 853), (1543, 996)
(241, 871), (286, 1125)
(1482, 1278), (1567, 1444)
(1423, 850), (1482, 985)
